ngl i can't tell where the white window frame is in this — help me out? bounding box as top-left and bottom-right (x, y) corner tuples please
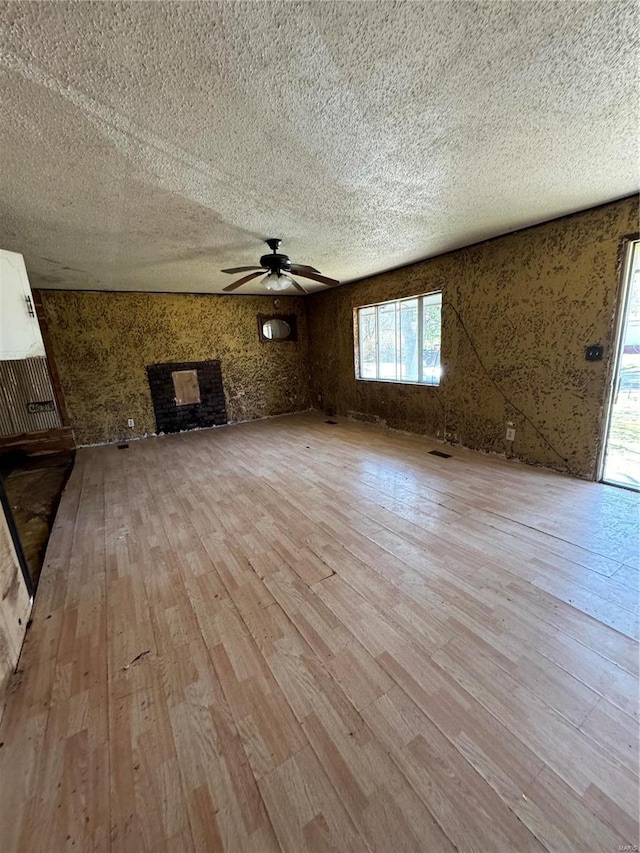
(355, 291), (442, 386)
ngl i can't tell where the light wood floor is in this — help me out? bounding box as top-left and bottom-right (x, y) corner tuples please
(1, 412), (638, 852)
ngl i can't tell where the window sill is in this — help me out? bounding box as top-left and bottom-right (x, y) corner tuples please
(356, 377), (440, 388)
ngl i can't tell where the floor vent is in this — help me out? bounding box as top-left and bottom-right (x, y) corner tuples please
(325, 420), (338, 425)
(117, 443), (129, 450)
(428, 449), (452, 458)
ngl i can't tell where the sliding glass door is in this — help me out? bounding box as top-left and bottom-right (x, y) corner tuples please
(601, 239), (640, 490)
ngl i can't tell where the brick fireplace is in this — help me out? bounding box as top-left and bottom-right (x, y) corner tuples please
(146, 360), (228, 434)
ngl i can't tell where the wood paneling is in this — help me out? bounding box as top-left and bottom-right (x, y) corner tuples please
(0, 427), (75, 456)
(32, 290), (71, 427)
(0, 499), (31, 722)
(0, 413), (637, 851)
(0, 357), (62, 436)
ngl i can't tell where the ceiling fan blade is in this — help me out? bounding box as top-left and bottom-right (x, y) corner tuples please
(288, 263), (320, 275)
(221, 266), (263, 274)
(292, 269), (340, 287)
(290, 278), (307, 294)
(222, 270), (264, 292)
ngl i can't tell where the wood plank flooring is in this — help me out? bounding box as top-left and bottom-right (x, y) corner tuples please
(0, 412), (638, 852)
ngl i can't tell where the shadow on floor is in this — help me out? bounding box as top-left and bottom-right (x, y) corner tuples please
(0, 450), (75, 589)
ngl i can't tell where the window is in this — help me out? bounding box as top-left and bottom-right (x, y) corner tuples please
(356, 292), (442, 385)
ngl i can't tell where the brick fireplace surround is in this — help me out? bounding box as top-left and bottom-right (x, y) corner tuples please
(146, 360), (228, 434)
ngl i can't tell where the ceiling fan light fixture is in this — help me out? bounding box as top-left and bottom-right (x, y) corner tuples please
(262, 272), (293, 291)
(221, 239), (339, 293)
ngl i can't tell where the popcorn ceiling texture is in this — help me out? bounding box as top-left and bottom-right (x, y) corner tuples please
(38, 292), (309, 445)
(306, 197), (639, 479)
(0, 1), (637, 295)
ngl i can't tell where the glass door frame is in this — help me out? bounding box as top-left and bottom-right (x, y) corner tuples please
(597, 234), (639, 486)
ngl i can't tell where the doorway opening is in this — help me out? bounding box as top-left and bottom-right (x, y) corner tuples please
(0, 249), (75, 589)
(601, 238), (640, 490)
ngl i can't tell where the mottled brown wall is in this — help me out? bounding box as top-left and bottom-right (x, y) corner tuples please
(38, 291), (310, 445)
(307, 197), (639, 479)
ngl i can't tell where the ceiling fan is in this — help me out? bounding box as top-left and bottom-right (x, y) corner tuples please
(221, 238), (340, 294)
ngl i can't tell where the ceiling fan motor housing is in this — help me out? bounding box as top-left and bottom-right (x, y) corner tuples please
(260, 252), (291, 274)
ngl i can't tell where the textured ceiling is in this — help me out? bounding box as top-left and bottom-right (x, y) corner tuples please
(0, 1), (638, 296)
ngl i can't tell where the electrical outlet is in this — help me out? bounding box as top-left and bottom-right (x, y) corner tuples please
(506, 426), (516, 442)
(127, 418), (135, 428)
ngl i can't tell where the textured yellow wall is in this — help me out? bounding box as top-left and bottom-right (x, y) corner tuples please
(39, 291), (310, 445)
(307, 197), (639, 478)
(37, 197), (638, 474)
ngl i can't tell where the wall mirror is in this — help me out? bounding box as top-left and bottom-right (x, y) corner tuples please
(257, 314), (298, 343)
(263, 319), (290, 340)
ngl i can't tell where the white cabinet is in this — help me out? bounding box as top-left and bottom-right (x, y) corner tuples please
(0, 250), (46, 361)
